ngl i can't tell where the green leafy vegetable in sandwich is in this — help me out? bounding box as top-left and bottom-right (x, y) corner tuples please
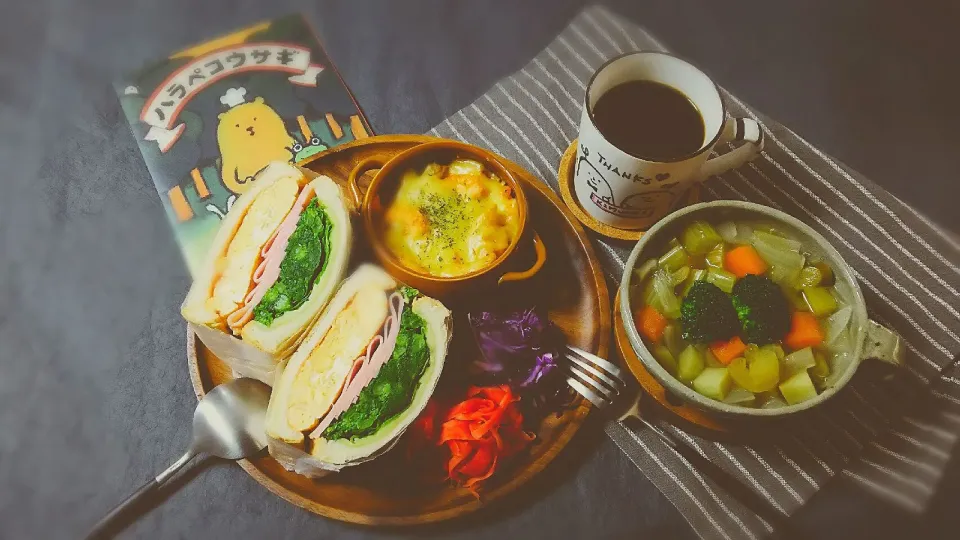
(399, 285), (420, 303)
(253, 200), (334, 326)
(323, 307), (430, 440)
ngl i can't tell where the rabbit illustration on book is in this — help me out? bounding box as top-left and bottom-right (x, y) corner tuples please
(217, 88), (296, 194)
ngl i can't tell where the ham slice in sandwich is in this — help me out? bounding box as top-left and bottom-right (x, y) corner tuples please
(266, 264), (452, 470)
(181, 161), (351, 378)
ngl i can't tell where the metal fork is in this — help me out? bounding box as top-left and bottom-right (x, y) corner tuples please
(561, 345), (795, 537)
(563, 345), (627, 406)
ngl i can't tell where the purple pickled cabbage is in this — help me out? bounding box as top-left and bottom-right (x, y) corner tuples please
(468, 308), (563, 388)
(468, 308), (574, 424)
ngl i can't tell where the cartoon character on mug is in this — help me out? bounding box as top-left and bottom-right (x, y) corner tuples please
(577, 152), (673, 219)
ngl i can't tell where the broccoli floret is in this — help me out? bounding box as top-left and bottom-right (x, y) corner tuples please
(731, 275), (791, 344)
(680, 281), (741, 343)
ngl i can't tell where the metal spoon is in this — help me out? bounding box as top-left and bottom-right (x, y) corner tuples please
(86, 378), (271, 539)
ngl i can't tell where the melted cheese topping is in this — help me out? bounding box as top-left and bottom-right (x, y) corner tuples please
(382, 159), (520, 277)
(207, 175), (300, 320)
(285, 286), (389, 432)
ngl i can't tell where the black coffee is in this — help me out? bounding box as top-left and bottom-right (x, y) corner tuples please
(591, 80), (705, 161)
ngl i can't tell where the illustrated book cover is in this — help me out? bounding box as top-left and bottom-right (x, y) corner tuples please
(115, 14), (373, 275)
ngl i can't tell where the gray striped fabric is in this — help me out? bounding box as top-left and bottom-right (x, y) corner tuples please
(427, 6), (960, 539)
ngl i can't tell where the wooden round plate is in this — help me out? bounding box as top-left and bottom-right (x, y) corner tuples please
(187, 135), (610, 525)
(558, 140), (700, 242)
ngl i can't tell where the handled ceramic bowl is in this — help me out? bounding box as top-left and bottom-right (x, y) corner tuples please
(346, 140), (547, 300)
(619, 200), (904, 418)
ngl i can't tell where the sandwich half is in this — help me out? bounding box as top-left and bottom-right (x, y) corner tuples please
(182, 161), (351, 360)
(266, 264), (452, 468)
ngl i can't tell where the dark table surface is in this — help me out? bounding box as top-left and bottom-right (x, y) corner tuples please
(2, 1), (958, 538)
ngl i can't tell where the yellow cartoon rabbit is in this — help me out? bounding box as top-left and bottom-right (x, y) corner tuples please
(217, 95), (295, 194)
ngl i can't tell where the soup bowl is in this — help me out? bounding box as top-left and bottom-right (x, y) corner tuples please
(619, 200), (904, 418)
(346, 140), (547, 299)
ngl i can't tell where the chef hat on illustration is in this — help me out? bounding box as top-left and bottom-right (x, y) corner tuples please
(220, 87), (247, 109)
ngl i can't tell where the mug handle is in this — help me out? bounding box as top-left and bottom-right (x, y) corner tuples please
(498, 231), (547, 285)
(346, 157), (385, 209)
(698, 117), (765, 180)
(863, 319), (904, 367)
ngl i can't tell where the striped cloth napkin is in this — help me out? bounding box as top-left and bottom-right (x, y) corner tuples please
(427, 5), (960, 539)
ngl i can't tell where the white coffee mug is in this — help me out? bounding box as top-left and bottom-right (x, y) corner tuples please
(575, 52), (764, 230)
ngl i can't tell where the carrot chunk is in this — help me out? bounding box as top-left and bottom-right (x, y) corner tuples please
(710, 336), (747, 365)
(724, 245), (769, 278)
(636, 305), (668, 344)
(784, 312), (824, 349)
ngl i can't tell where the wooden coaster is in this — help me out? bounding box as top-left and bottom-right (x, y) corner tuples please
(558, 140), (700, 242)
(614, 290), (741, 437)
